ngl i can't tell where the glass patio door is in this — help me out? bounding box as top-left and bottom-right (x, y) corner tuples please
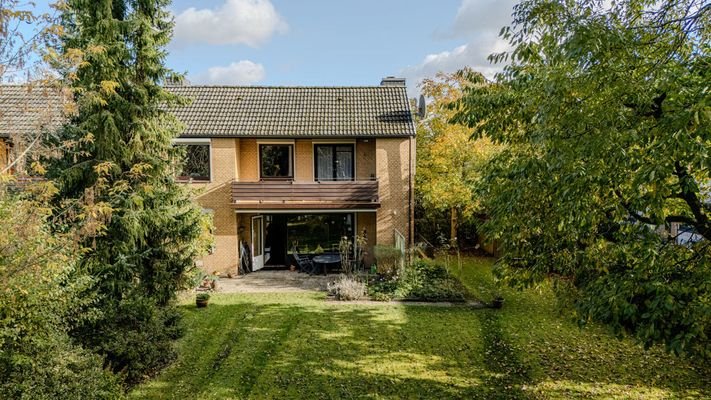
(251, 216), (264, 271)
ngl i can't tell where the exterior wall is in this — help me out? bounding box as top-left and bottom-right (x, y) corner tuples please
(187, 135), (414, 275)
(190, 138), (239, 275)
(356, 139), (376, 180)
(375, 137), (413, 248)
(239, 138), (259, 182)
(234, 138), (241, 181)
(294, 139), (313, 181)
(0, 139), (7, 172)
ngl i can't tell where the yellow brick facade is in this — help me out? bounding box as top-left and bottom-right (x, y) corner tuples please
(189, 138), (239, 275)
(186, 136), (413, 275)
(0, 139), (7, 172)
(295, 139), (313, 181)
(375, 137), (414, 247)
(239, 139), (259, 181)
(356, 139), (376, 180)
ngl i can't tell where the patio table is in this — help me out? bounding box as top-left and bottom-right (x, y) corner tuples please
(312, 254), (341, 275)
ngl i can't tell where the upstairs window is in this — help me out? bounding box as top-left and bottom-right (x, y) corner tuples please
(175, 139), (211, 181)
(315, 144), (354, 181)
(260, 144), (293, 180)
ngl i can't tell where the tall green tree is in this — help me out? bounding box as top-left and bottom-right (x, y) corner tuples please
(416, 69), (500, 246)
(454, 0), (710, 357)
(1, 3), (122, 397)
(48, 0), (209, 383)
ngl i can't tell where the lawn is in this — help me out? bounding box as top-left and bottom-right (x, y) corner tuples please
(130, 258), (711, 399)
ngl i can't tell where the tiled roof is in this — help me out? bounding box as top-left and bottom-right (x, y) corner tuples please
(0, 84), (416, 139)
(0, 85), (68, 139)
(165, 85), (415, 138)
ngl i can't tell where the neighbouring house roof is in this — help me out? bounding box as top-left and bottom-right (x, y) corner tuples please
(165, 85), (416, 138)
(0, 85), (69, 140)
(0, 83), (416, 139)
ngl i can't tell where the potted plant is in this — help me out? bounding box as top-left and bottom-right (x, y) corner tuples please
(196, 292), (210, 308)
(491, 294), (504, 309)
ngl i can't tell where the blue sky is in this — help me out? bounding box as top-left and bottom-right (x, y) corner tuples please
(167, 0), (518, 95)
(20, 0), (518, 95)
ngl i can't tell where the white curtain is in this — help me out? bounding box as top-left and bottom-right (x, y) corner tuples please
(317, 146), (333, 180)
(336, 146), (353, 180)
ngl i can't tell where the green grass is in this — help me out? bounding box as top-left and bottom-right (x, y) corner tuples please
(452, 257), (711, 399)
(130, 258), (711, 399)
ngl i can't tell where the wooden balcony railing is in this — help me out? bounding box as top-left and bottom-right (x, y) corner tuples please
(231, 180), (379, 210)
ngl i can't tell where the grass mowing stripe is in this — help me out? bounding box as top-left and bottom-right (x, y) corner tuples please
(130, 260), (711, 399)
(134, 302), (255, 399)
(477, 310), (533, 400)
(205, 305), (269, 380)
(237, 305), (302, 398)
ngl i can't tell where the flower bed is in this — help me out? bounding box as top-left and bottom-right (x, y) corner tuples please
(367, 260), (469, 302)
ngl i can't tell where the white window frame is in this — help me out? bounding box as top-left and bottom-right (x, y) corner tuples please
(172, 138), (212, 183)
(257, 139), (295, 180)
(312, 139), (357, 182)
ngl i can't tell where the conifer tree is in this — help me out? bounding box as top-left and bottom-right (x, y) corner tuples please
(48, 0), (209, 383)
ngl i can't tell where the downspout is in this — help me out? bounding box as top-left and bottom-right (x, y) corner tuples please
(409, 134), (415, 257)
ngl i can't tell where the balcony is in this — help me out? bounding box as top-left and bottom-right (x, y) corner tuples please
(231, 180), (380, 210)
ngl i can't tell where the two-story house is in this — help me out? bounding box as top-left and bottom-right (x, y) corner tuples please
(0, 78), (416, 275)
(167, 77), (415, 274)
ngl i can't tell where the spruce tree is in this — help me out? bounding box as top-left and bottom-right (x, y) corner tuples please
(49, 0), (209, 383)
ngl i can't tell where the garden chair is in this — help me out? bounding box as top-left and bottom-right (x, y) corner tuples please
(291, 246), (316, 275)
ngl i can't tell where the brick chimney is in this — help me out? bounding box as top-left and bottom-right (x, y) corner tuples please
(380, 76), (406, 87)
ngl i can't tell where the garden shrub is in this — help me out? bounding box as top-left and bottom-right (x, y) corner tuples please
(370, 291), (393, 302)
(0, 192), (123, 398)
(367, 276), (399, 301)
(367, 259), (469, 302)
(0, 336), (122, 400)
(373, 245), (403, 277)
(72, 295), (185, 385)
(400, 261), (467, 302)
(327, 275), (367, 301)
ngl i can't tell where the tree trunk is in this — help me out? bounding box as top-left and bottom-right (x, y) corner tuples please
(450, 206), (457, 246)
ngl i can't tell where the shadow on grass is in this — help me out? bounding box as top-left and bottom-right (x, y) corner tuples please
(455, 257), (711, 400)
(132, 280), (711, 399)
(133, 294), (492, 399)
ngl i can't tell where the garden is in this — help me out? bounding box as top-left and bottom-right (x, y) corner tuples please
(131, 257), (711, 399)
(323, 241), (472, 303)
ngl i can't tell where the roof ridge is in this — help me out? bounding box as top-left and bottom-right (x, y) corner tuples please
(2, 83), (406, 90)
(165, 85), (405, 89)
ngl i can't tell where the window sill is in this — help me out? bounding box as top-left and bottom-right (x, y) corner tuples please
(259, 177), (294, 181)
(177, 178), (211, 184)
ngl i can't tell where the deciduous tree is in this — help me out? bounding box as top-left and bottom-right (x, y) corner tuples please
(417, 68), (500, 246)
(454, 0), (711, 356)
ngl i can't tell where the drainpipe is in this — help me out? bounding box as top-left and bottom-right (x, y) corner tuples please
(409, 134), (415, 259)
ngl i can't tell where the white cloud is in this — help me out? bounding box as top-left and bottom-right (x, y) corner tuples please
(449, 0), (518, 39)
(195, 60), (266, 85)
(401, 0), (517, 96)
(173, 0), (288, 47)
(401, 35), (509, 96)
